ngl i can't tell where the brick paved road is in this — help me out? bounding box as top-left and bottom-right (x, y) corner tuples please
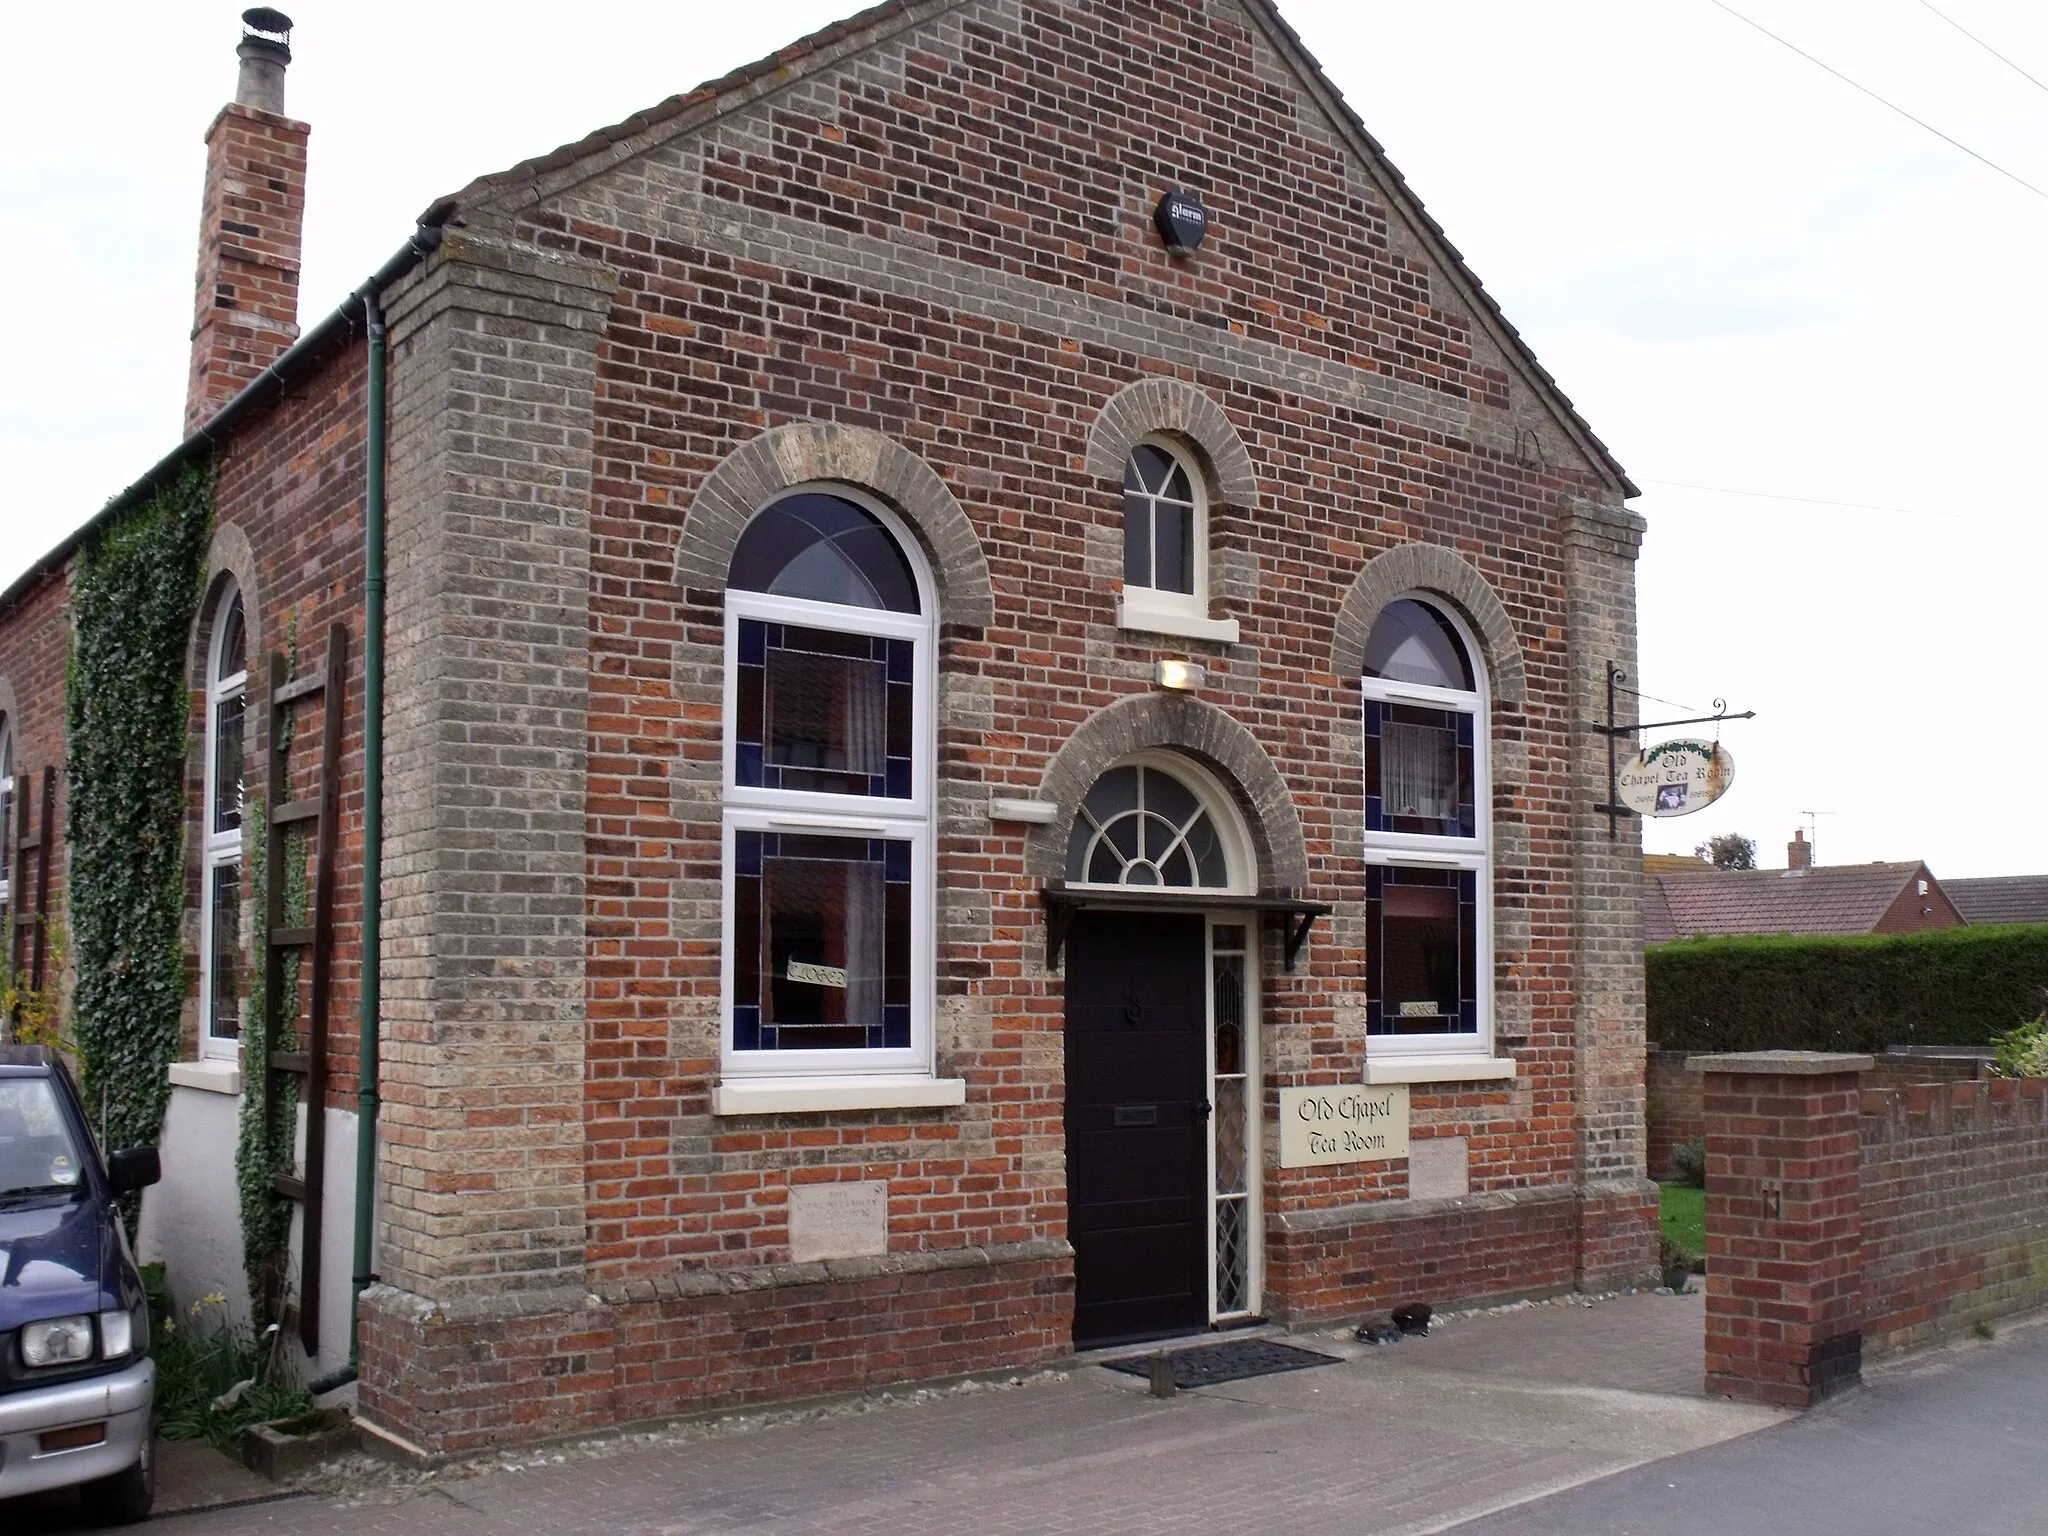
(16, 1292), (1775, 1535)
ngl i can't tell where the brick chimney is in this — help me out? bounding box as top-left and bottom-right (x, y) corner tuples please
(1788, 829), (1814, 871)
(185, 9), (308, 434)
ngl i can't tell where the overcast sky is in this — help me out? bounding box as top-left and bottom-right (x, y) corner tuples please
(3, 1), (2044, 875)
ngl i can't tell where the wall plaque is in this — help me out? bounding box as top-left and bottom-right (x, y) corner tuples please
(1279, 1085), (1410, 1168)
(788, 1179), (890, 1263)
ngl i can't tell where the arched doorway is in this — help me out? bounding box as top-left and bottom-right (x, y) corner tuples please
(1059, 754), (1259, 1346)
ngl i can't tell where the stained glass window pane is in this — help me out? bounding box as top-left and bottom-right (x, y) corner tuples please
(733, 832), (912, 1052)
(1363, 599), (1473, 691)
(1366, 865), (1478, 1037)
(735, 622), (911, 799)
(728, 494), (920, 614)
(1365, 701), (1475, 838)
(216, 596), (246, 681)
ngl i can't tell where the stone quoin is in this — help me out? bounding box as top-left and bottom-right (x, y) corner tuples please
(0, 0), (1657, 1458)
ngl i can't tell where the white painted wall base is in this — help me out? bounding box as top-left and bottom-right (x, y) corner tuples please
(137, 1083), (364, 1381)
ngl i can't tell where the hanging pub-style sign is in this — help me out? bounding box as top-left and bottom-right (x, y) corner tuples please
(1617, 738), (1735, 818)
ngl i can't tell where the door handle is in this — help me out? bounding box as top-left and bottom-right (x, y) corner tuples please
(1200, 1100), (1213, 1120)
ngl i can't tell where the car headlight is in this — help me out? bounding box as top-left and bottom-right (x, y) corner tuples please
(21, 1315), (96, 1367)
(99, 1307), (135, 1360)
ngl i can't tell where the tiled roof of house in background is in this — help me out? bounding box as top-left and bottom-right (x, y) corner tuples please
(1945, 875), (2048, 927)
(1645, 863), (1930, 945)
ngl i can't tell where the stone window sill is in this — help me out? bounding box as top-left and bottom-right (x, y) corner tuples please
(1362, 1055), (1518, 1086)
(710, 1075), (968, 1117)
(1115, 597), (1241, 645)
(168, 1059), (243, 1096)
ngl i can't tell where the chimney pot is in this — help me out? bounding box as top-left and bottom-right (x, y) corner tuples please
(1788, 829), (1813, 871)
(235, 9), (293, 114)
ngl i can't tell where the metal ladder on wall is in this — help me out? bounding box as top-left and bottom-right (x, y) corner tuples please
(260, 623), (347, 1353)
(5, 765), (57, 1024)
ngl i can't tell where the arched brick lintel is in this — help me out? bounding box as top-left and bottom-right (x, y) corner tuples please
(1082, 378), (1260, 507)
(191, 521), (261, 689)
(1024, 692), (1310, 893)
(1329, 542), (1529, 705)
(673, 423), (995, 628)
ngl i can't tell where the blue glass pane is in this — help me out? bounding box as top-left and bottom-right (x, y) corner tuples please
(734, 1006), (761, 1051)
(739, 621), (767, 667)
(886, 638), (913, 684)
(885, 841), (911, 883)
(883, 1005), (911, 1049)
(736, 744), (764, 787)
(886, 760), (912, 799)
(736, 831), (762, 877)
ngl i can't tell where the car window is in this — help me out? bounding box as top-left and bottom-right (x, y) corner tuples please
(0, 1078), (87, 1201)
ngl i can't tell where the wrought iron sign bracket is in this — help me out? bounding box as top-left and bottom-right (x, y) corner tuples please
(1587, 664), (1755, 841)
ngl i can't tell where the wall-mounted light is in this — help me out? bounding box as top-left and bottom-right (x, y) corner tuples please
(1155, 659), (1205, 692)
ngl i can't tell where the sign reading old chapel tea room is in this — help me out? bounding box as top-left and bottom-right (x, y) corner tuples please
(1616, 738), (1735, 819)
(1279, 1085), (1410, 1168)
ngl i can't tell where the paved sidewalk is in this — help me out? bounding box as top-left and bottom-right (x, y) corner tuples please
(1445, 1313), (2048, 1535)
(11, 1290), (1763, 1536)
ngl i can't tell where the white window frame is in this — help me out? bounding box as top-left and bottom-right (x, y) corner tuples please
(715, 489), (945, 1098)
(1206, 912), (1261, 1323)
(1116, 436), (1240, 644)
(1359, 597), (1513, 1083)
(0, 714), (13, 918)
(199, 588), (248, 1062)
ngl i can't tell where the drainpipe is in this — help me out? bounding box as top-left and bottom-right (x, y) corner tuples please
(348, 283), (389, 1370)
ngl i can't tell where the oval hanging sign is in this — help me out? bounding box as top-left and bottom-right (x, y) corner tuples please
(1617, 738), (1735, 818)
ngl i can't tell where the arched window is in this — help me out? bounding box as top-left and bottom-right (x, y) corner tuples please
(1360, 597), (1493, 1068)
(1065, 762), (1232, 889)
(200, 588), (248, 1058)
(721, 490), (934, 1079)
(1117, 439), (1235, 641)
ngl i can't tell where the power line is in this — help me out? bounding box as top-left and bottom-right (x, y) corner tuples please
(1917, 0), (2048, 98)
(1639, 478), (1961, 521)
(1706, 0), (2048, 202)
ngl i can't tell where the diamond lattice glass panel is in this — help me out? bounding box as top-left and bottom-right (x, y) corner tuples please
(208, 861), (241, 1042)
(1216, 1196), (1249, 1315)
(1215, 1077), (1247, 1196)
(1066, 765), (1230, 889)
(212, 690), (245, 835)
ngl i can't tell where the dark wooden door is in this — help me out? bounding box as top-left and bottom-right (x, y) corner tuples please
(1064, 911), (1208, 1347)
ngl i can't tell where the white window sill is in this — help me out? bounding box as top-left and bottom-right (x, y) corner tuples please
(1363, 1055), (1517, 1086)
(168, 1059), (243, 1096)
(1115, 597), (1241, 645)
(711, 1075), (968, 1117)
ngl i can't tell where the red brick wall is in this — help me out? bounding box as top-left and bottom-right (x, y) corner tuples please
(1860, 1077), (2048, 1355)
(1267, 1182), (1654, 1321)
(357, 1244), (1071, 1457)
(1645, 1048), (1702, 1181)
(531, 0), (1616, 1294)
(194, 342), (372, 1104)
(0, 571), (73, 997)
(1873, 869), (1964, 935)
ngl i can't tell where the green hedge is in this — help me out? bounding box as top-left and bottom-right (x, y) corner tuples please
(1647, 925), (2048, 1055)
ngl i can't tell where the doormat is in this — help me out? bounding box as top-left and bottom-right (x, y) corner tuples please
(1103, 1338), (1342, 1390)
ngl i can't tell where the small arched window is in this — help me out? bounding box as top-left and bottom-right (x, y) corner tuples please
(722, 490), (934, 1080)
(200, 588), (248, 1057)
(1360, 596), (1492, 1066)
(1117, 439), (1236, 642)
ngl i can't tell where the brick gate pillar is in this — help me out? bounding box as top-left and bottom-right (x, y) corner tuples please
(1691, 1051), (1871, 1407)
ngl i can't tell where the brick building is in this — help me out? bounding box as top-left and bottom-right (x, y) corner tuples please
(0, 0), (1655, 1456)
(1645, 831), (1964, 944)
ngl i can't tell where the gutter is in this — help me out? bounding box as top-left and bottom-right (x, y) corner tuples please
(0, 223), (445, 619)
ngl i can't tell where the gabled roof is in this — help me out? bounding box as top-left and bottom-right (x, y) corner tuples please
(1645, 862), (1936, 945)
(431, 0), (1636, 497)
(1945, 875), (2048, 928)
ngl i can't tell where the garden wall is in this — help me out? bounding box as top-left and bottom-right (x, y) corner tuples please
(1696, 1053), (2048, 1409)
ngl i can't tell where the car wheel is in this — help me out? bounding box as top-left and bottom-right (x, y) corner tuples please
(79, 1431), (154, 1525)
